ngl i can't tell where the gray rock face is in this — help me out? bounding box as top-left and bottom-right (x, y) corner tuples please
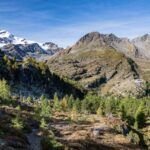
(24, 43), (46, 54)
(103, 34), (138, 58)
(2, 44), (28, 60)
(1, 42), (63, 61)
(1, 43), (47, 60)
(42, 42), (63, 55)
(103, 33), (150, 59)
(132, 34), (150, 59)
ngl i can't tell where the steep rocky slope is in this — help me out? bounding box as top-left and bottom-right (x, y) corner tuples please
(1, 43), (47, 60)
(96, 33), (150, 83)
(132, 34), (150, 59)
(103, 34), (138, 58)
(48, 32), (146, 97)
(133, 58), (150, 82)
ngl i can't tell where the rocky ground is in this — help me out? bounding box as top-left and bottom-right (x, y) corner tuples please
(49, 112), (141, 150)
(0, 100), (148, 150)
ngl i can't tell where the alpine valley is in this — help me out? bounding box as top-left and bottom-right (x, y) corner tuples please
(0, 30), (150, 150)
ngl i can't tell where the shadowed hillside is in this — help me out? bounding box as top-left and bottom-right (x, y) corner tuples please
(0, 49), (86, 99)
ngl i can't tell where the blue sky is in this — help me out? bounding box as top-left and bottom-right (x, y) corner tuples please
(0, 0), (150, 47)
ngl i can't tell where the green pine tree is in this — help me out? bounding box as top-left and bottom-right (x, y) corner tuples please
(53, 93), (61, 111)
(11, 115), (24, 130)
(40, 95), (51, 117)
(0, 79), (10, 100)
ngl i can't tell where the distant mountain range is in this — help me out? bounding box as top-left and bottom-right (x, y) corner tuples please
(0, 30), (63, 60)
(0, 30), (150, 60)
(0, 30), (149, 97)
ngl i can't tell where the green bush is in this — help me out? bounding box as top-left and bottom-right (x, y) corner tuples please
(26, 96), (33, 103)
(41, 137), (63, 150)
(81, 94), (100, 113)
(15, 105), (21, 111)
(127, 131), (140, 144)
(97, 107), (104, 116)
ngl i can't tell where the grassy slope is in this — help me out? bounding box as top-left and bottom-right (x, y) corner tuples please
(48, 48), (145, 97)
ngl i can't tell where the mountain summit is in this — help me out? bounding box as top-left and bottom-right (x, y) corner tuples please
(67, 32), (142, 57)
(48, 32), (147, 97)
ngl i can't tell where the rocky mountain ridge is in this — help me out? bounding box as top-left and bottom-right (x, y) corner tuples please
(68, 32), (150, 59)
(1, 30), (150, 60)
(0, 30), (63, 60)
(48, 32), (148, 97)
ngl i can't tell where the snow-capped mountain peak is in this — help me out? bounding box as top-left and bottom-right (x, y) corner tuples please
(41, 42), (59, 50)
(0, 30), (63, 60)
(0, 29), (34, 47)
(0, 30), (13, 38)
